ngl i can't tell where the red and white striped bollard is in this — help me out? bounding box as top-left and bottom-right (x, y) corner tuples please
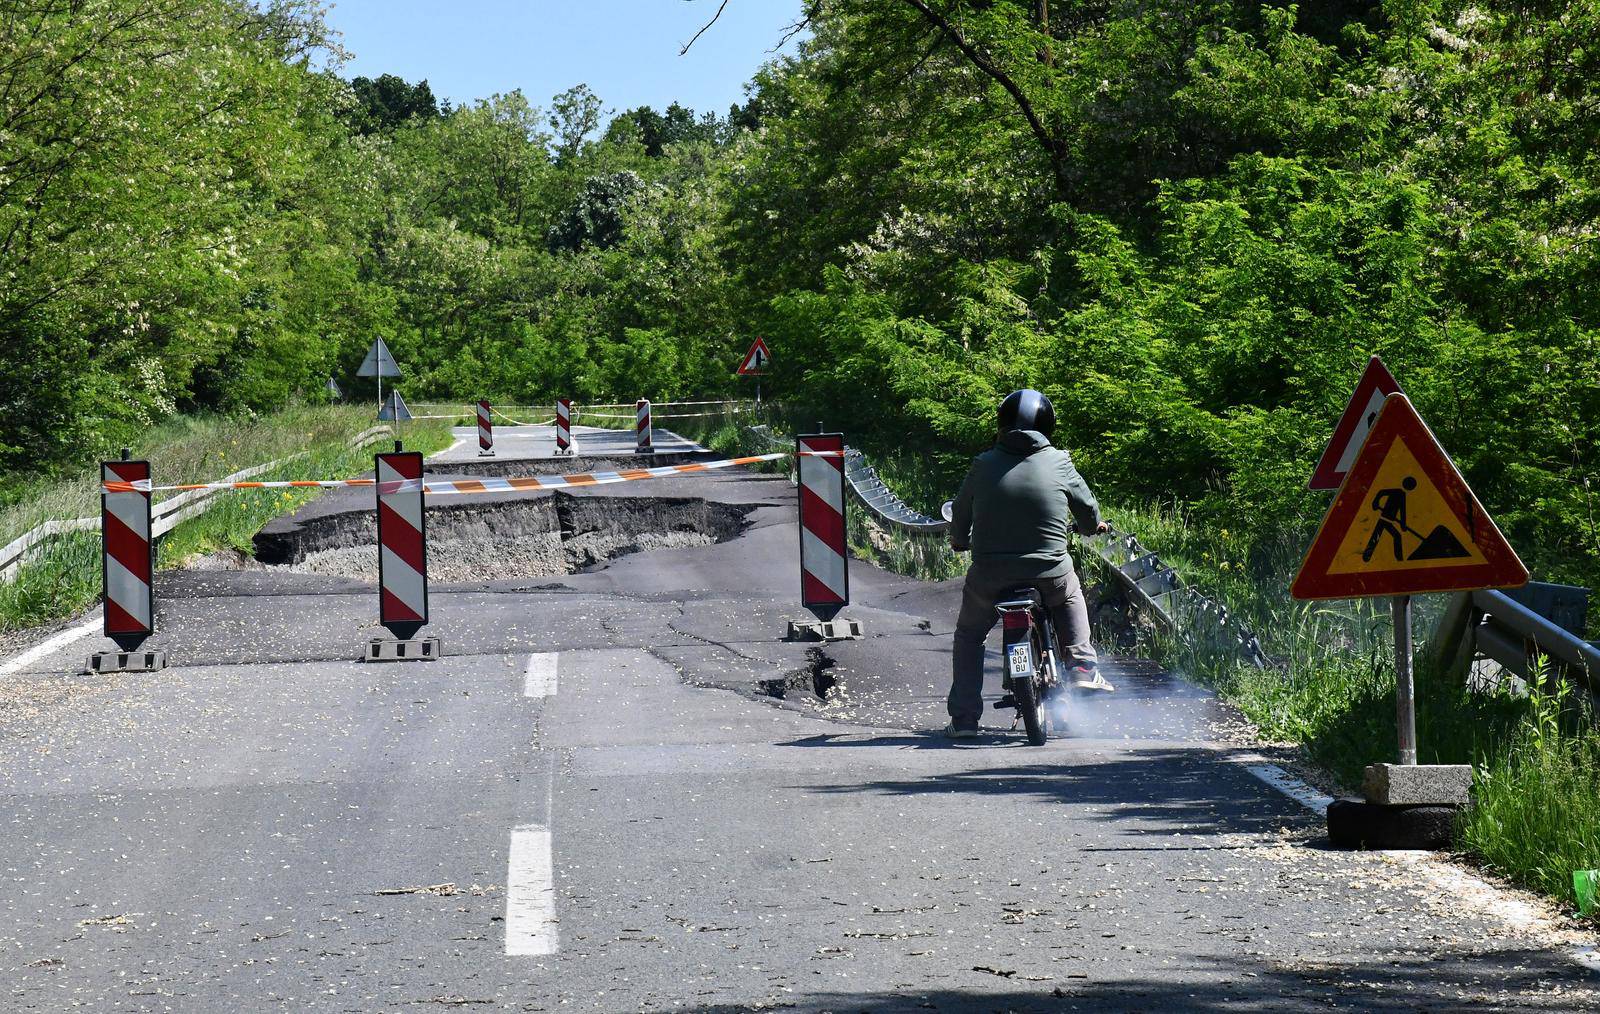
(788, 432), (861, 640)
(555, 398), (574, 455)
(369, 444), (439, 660)
(635, 399), (653, 455)
(91, 453), (165, 672)
(477, 400), (494, 457)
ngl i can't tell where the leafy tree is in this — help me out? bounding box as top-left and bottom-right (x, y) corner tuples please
(347, 73), (440, 134)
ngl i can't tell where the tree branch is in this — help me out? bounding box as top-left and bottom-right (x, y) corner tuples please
(893, 0), (1070, 197)
(680, 0), (731, 56)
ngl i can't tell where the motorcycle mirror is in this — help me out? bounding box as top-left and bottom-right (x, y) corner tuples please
(940, 500), (954, 523)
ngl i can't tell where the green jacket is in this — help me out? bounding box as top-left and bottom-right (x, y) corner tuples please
(949, 429), (1102, 580)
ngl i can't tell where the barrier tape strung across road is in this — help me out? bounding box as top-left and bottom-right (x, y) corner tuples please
(580, 399), (740, 409)
(101, 451), (832, 497)
(489, 406), (554, 427)
(581, 407), (746, 421)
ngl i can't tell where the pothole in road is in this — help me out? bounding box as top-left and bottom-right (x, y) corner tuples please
(758, 648), (839, 702)
(243, 493), (752, 582)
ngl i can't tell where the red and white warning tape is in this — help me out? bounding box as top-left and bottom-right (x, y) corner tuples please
(102, 451), (835, 496)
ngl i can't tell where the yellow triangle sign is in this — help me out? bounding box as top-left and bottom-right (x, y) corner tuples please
(1292, 394), (1527, 599)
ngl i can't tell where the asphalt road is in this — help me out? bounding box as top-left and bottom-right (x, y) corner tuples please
(1, 424), (1594, 1012)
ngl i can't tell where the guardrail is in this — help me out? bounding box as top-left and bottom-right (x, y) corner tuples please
(1080, 528), (1270, 669)
(744, 423), (1268, 668)
(1427, 587), (1599, 693)
(0, 425), (395, 582)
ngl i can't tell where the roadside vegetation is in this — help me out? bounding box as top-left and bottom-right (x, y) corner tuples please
(0, 405), (450, 634)
(3, 1), (1598, 918)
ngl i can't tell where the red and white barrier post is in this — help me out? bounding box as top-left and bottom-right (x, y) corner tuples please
(787, 431), (862, 641)
(477, 400), (494, 457)
(368, 442), (440, 661)
(90, 451), (165, 673)
(635, 398), (653, 455)
(555, 398), (575, 455)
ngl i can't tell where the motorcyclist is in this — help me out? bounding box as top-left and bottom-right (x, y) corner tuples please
(944, 389), (1112, 738)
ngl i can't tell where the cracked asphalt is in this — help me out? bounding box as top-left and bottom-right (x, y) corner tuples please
(0, 424), (1594, 1012)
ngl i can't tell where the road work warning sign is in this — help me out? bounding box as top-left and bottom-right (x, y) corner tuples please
(1292, 393), (1527, 599)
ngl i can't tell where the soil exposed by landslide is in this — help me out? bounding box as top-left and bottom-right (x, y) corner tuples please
(249, 491), (751, 583)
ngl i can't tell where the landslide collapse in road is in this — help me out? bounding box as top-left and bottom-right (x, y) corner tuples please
(246, 455), (754, 583)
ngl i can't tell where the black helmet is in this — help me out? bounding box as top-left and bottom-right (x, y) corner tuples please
(998, 389), (1055, 437)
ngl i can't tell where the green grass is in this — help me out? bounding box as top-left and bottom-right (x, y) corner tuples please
(1459, 677), (1600, 901)
(0, 405), (451, 635)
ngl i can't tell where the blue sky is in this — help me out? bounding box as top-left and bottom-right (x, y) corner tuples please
(324, 1), (805, 118)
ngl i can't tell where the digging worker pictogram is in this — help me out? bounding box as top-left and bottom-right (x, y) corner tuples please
(1362, 476), (1417, 563)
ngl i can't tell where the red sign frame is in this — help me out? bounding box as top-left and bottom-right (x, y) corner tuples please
(1308, 355), (1403, 491)
(1292, 394), (1527, 600)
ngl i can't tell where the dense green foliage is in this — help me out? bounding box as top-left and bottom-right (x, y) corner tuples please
(6, 0), (1594, 593)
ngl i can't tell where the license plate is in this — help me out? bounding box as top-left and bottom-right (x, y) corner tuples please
(1007, 643), (1033, 675)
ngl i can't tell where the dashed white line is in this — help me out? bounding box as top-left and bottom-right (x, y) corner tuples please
(505, 825), (557, 956)
(0, 616), (102, 678)
(523, 652), (558, 697)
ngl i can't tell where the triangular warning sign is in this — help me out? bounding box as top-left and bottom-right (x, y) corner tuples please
(377, 390), (412, 421)
(1308, 355), (1402, 490)
(357, 337), (401, 378)
(737, 337), (771, 376)
(1292, 394), (1527, 600)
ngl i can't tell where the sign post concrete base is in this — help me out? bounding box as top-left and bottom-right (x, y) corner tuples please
(785, 618), (864, 642)
(1362, 763), (1472, 806)
(84, 649), (166, 675)
(365, 637), (442, 662)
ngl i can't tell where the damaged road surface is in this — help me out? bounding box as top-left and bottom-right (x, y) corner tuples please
(0, 422), (1594, 1011)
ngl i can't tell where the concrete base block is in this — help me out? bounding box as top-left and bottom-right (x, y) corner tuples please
(554, 447), (575, 456)
(365, 637), (442, 662)
(1327, 798), (1456, 851)
(1363, 763), (1473, 806)
(478, 450), (495, 457)
(85, 650), (166, 675)
(785, 618), (864, 642)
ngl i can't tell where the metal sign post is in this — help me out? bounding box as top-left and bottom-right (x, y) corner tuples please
(357, 337), (402, 414)
(1393, 595), (1416, 765)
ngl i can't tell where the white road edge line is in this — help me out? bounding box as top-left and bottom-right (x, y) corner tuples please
(1242, 762), (1333, 815)
(523, 652), (558, 697)
(434, 435), (470, 459)
(0, 616), (102, 678)
(1241, 757), (1599, 975)
(505, 825), (557, 956)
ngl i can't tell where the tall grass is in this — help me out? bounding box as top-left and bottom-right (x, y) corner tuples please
(0, 405), (451, 634)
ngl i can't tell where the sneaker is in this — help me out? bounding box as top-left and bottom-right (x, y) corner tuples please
(943, 721), (980, 739)
(1071, 665), (1115, 692)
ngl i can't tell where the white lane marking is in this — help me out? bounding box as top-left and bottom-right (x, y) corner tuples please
(505, 825), (557, 955)
(523, 653), (558, 697)
(1243, 763), (1334, 815)
(0, 616), (102, 678)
